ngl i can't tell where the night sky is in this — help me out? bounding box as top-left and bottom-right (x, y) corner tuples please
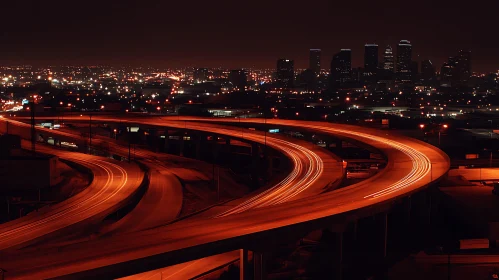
(1, 0), (498, 72)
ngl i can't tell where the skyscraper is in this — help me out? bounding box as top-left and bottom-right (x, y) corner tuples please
(383, 45), (394, 72)
(456, 50), (471, 82)
(440, 50), (472, 86)
(309, 49), (321, 75)
(364, 44), (379, 75)
(396, 40), (412, 82)
(420, 59), (435, 84)
(276, 59), (294, 88)
(330, 49), (352, 87)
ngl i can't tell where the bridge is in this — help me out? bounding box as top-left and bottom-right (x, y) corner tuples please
(0, 115), (449, 279)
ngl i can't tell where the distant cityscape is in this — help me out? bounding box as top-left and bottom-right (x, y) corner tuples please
(1, 40), (498, 121)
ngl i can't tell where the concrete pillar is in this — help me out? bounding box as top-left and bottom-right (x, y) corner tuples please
(381, 213), (388, 258)
(212, 135), (219, 162)
(407, 195), (412, 224)
(427, 193), (432, 226)
(163, 130), (169, 153)
(352, 220), (358, 241)
(179, 133), (185, 157)
(336, 232), (344, 280)
(336, 139), (343, 149)
(321, 227), (346, 280)
(225, 138), (231, 160)
(253, 251), (266, 280)
(239, 249), (248, 280)
(195, 135), (203, 160)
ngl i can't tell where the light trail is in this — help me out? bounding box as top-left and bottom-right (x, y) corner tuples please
(160, 122), (325, 217)
(0, 116), (451, 280)
(0, 119), (143, 250)
(179, 118), (434, 201)
(1, 117), (327, 221)
(299, 124), (432, 199)
(0, 159), (130, 240)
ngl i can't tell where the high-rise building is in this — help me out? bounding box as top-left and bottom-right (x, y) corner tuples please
(420, 59), (435, 84)
(440, 50), (472, 86)
(276, 59), (294, 88)
(396, 40), (412, 82)
(364, 44), (379, 75)
(330, 49), (352, 87)
(383, 45), (394, 72)
(193, 68), (209, 83)
(229, 69), (247, 90)
(456, 50), (471, 83)
(309, 49), (321, 75)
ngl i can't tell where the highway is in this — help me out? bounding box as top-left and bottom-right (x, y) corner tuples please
(3, 117), (341, 213)
(101, 161), (183, 235)
(415, 251), (499, 265)
(1, 118), (339, 280)
(448, 168), (499, 181)
(0, 116), (449, 279)
(0, 142), (144, 251)
(119, 250), (241, 280)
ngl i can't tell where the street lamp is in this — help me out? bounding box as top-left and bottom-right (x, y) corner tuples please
(419, 124), (426, 140)
(439, 124), (448, 146)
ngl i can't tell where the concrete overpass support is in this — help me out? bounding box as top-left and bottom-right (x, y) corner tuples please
(382, 213), (388, 258)
(406, 196), (412, 224)
(224, 138), (231, 163)
(163, 130), (169, 153)
(253, 251), (267, 280)
(323, 226), (347, 280)
(179, 132), (185, 157)
(212, 134), (219, 162)
(336, 139), (343, 149)
(239, 249), (249, 280)
(195, 135), (201, 160)
(335, 231), (344, 280)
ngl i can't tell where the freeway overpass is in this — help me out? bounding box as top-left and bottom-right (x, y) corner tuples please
(0, 115), (450, 279)
(0, 142), (145, 251)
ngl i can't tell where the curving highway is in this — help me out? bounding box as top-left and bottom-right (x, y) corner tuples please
(0, 142), (144, 251)
(0, 116), (449, 279)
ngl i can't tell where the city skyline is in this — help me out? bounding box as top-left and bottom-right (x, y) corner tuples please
(1, 0), (498, 72)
